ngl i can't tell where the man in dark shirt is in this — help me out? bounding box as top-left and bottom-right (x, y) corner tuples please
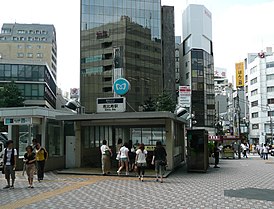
(214, 142), (220, 168)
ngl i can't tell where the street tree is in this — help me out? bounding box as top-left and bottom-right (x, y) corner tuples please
(156, 91), (176, 112)
(0, 81), (25, 107)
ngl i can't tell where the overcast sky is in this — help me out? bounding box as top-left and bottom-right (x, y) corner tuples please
(1, 0), (274, 92)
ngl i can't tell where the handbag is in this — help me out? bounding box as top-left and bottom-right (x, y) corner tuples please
(105, 149), (111, 156)
(159, 160), (167, 166)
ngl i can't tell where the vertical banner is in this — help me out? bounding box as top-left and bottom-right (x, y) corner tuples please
(178, 86), (191, 107)
(113, 47), (124, 97)
(235, 62), (244, 87)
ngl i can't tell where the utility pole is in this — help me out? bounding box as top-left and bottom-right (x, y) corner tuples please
(237, 88), (241, 159)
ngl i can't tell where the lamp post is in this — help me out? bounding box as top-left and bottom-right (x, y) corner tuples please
(268, 105), (273, 145)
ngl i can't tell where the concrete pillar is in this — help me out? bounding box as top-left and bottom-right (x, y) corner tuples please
(75, 122), (81, 167)
(165, 119), (174, 170)
(41, 117), (47, 147)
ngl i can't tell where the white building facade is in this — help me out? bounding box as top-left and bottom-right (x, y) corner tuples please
(245, 47), (274, 145)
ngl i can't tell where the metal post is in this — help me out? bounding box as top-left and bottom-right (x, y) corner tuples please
(237, 88), (241, 159)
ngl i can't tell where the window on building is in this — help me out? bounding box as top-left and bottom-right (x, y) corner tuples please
(250, 66), (257, 74)
(47, 120), (63, 157)
(245, 85), (248, 93)
(268, 98), (274, 104)
(251, 100), (258, 107)
(17, 30), (25, 34)
(252, 112), (258, 118)
(17, 53), (24, 58)
(103, 77), (112, 82)
(268, 111), (274, 117)
(17, 45), (22, 49)
(26, 45), (32, 49)
(267, 86), (274, 92)
(251, 89), (258, 96)
(36, 53), (43, 58)
(252, 124), (259, 129)
(250, 77), (257, 85)
(27, 53), (33, 58)
(186, 72), (189, 80)
(266, 62), (274, 68)
(266, 74), (274, 81)
(37, 45), (41, 49)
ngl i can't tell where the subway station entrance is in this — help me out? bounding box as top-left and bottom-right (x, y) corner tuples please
(57, 112), (186, 171)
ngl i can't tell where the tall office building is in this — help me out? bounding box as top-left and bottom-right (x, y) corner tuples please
(0, 23), (57, 79)
(0, 23), (57, 108)
(180, 4), (215, 133)
(245, 47), (274, 145)
(80, 0), (175, 113)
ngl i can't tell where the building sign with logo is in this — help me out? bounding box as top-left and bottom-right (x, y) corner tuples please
(235, 62), (244, 87)
(113, 78), (130, 96)
(97, 97), (126, 113)
(4, 117), (32, 125)
(178, 86), (191, 107)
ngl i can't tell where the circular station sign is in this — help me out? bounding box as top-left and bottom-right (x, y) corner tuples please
(113, 78), (130, 95)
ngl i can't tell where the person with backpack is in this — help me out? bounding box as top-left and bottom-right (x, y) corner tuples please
(135, 143), (147, 182)
(35, 143), (48, 182)
(3, 140), (17, 189)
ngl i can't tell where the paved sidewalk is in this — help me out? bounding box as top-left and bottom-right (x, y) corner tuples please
(0, 156), (273, 209)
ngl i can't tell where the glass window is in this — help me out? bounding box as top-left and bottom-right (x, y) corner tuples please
(32, 84), (39, 96)
(25, 65), (32, 78)
(250, 77), (257, 85)
(0, 64), (4, 77)
(4, 64), (11, 77)
(268, 98), (274, 104)
(251, 89), (258, 96)
(252, 124), (259, 129)
(251, 100), (258, 107)
(252, 112), (258, 118)
(267, 86), (274, 92)
(11, 65), (18, 77)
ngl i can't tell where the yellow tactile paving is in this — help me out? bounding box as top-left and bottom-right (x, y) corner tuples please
(0, 176), (138, 209)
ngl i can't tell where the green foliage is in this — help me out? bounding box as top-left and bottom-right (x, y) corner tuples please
(155, 91), (176, 112)
(142, 97), (156, 111)
(0, 81), (25, 108)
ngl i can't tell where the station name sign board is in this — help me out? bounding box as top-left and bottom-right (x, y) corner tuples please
(4, 117), (32, 125)
(97, 97), (126, 113)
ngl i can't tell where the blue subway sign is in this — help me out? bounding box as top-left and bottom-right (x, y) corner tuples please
(113, 78), (130, 95)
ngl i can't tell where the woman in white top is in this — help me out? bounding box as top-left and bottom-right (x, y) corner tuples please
(135, 143), (147, 182)
(117, 143), (129, 175)
(100, 140), (112, 175)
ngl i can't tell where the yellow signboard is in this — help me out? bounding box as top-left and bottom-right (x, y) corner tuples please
(235, 62), (244, 87)
(145, 146), (156, 151)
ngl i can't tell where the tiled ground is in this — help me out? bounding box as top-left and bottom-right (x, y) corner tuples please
(0, 155), (273, 209)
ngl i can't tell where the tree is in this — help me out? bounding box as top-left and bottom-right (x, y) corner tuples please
(142, 97), (156, 111)
(155, 91), (176, 112)
(0, 81), (25, 107)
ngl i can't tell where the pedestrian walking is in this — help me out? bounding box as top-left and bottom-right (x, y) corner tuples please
(100, 140), (112, 175)
(23, 146), (36, 188)
(214, 141), (220, 168)
(116, 138), (123, 167)
(135, 143), (147, 182)
(35, 143), (48, 182)
(151, 141), (167, 183)
(117, 142), (129, 175)
(262, 144), (269, 160)
(2, 140), (17, 189)
(260, 143), (264, 158)
(242, 143), (248, 158)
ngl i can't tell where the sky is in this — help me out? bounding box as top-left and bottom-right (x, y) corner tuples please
(0, 0), (274, 92)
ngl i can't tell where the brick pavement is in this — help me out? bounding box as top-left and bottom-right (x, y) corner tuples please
(0, 156), (273, 209)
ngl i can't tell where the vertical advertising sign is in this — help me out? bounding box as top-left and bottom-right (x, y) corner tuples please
(235, 62), (244, 87)
(113, 47), (124, 97)
(178, 86), (191, 107)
